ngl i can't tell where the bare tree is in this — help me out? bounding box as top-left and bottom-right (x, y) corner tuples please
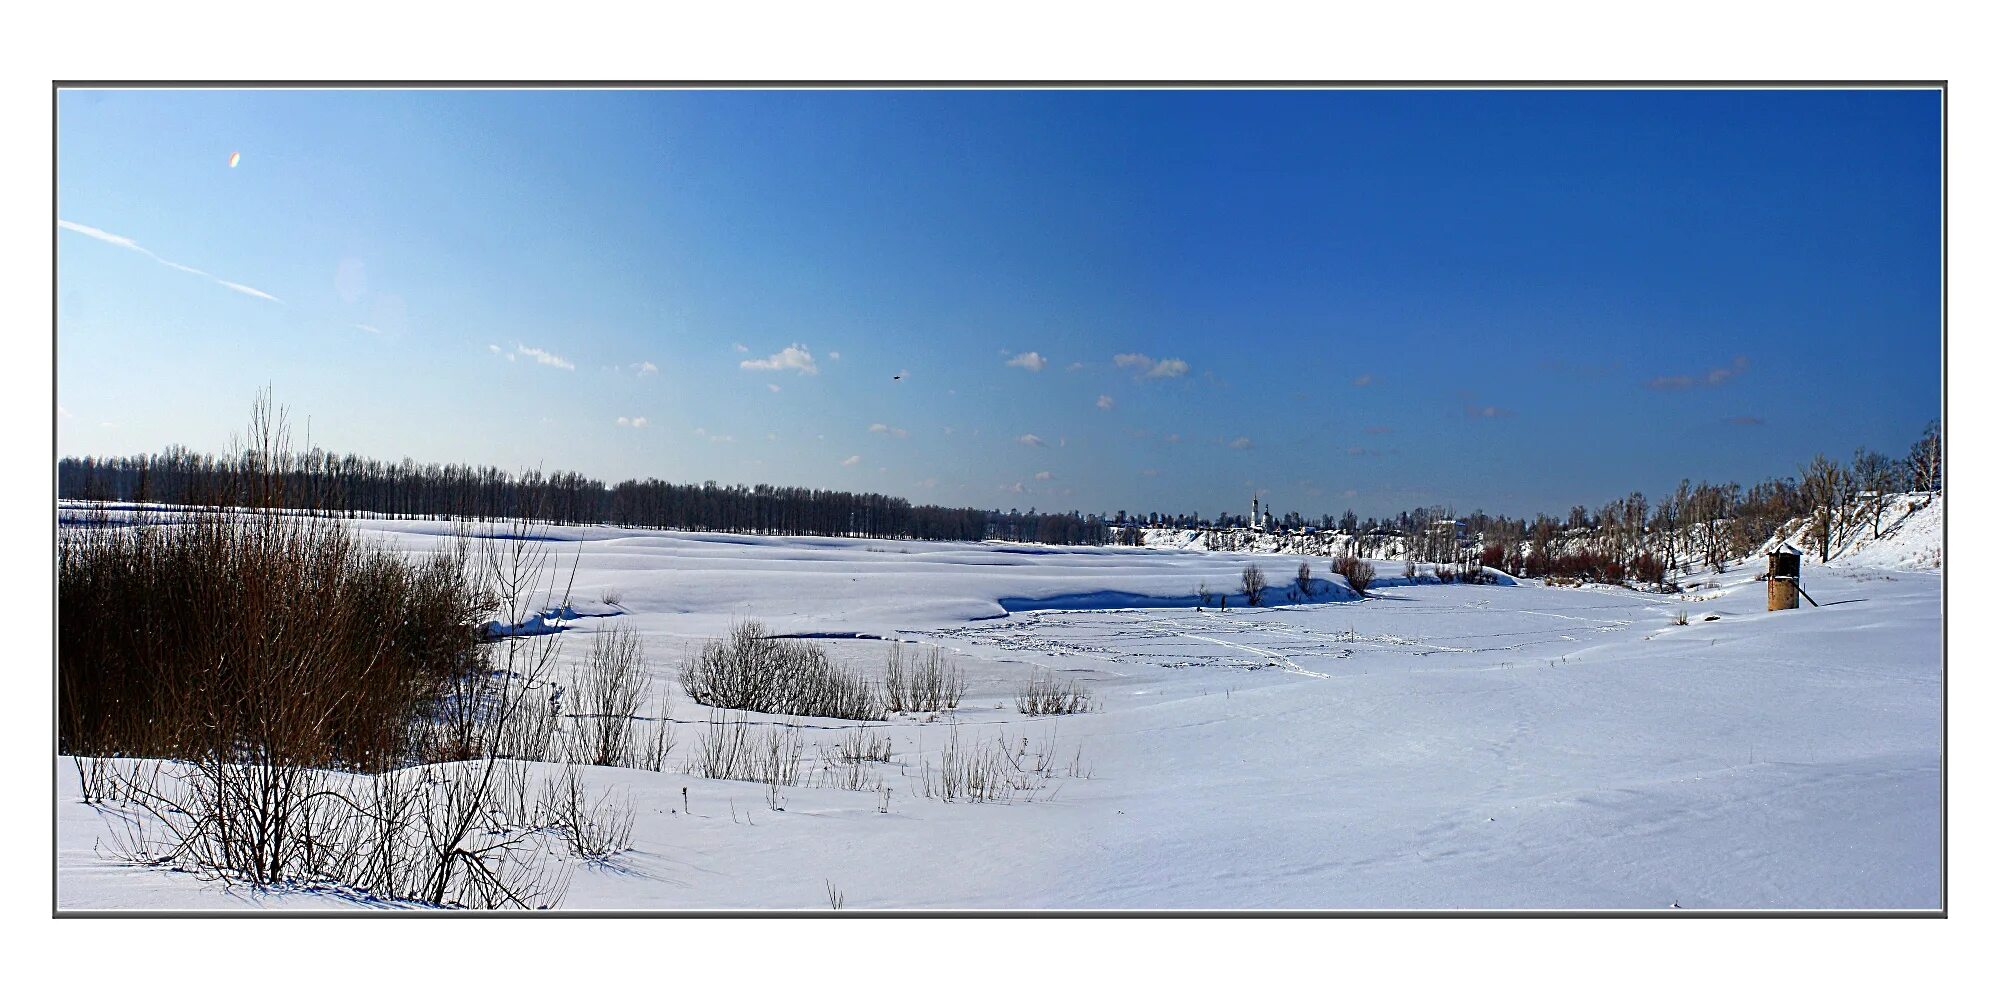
(1905, 419), (1941, 492)
(1798, 453), (1853, 563)
(1240, 565), (1266, 607)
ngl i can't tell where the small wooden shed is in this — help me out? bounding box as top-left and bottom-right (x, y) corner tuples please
(1767, 543), (1802, 612)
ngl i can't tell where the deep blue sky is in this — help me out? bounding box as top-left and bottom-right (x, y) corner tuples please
(56, 88), (1941, 521)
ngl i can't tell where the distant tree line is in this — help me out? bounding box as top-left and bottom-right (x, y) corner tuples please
(57, 446), (1118, 545)
(57, 420), (1937, 566)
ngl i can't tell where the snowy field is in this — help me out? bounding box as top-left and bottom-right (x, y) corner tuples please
(56, 502), (1943, 910)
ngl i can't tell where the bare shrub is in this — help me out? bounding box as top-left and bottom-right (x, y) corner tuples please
(1630, 551), (1669, 588)
(1015, 671), (1096, 716)
(682, 621), (882, 720)
(1332, 554), (1375, 593)
(882, 643), (964, 714)
(100, 756), (571, 909)
(835, 727), (894, 764)
(685, 710), (804, 785)
(1296, 561), (1313, 597)
(59, 499), (490, 770)
(567, 624), (649, 767)
(915, 725), (1087, 804)
(66, 401), (602, 909)
(1241, 565), (1267, 606)
(919, 725), (1013, 803)
(536, 765), (637, 859)
(638, 695), (678, 772)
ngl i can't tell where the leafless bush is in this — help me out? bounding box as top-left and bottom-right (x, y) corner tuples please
(835, 727), (894, 764)
(685, 710), (805, 785)
(919, 726), (1014, 803)
(882, 643), (965, 714)
(1241, 565), (1267, 606)
(638, 695), (678, 772)
(1671, 607), (1689, 626)
(1332, 554), (1375, 593)
(567, 625), (650, 767)
(915, 725), (1087, 804)
(1015, 671), (1096, 716)
(98, 755), (572, 909)
(682, 621), (882, 720)
(536, 765), (637, 859)
(826, 880), (845, 909)
(59, 494), (491, 769)
(71, 755), (122, 806)
(72, 441), (608, 911)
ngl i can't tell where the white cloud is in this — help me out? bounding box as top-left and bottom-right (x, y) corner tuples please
(487, 344), (502, 354)
(767, 383), (782, 393)
(1140, 468), (1160, 477)
(633, 361), (659, 376)
(1352, 373), (1375, 387)
(1034, 471), (1053, 481)
(1066, 361), (1087, 373)
(869, 423), (910, 438)
(1017, 434), (1046, 447)
(1005, 351), (1048, 372)
(829, 351), (842, 362)
(515, 344), (575, 370)
(615, 416), (649, 428)
(60, 219), (282, 303)
(354, 324), (382, 335)
(841, 454), (861, 467)
(1228, 436), (1254, 450)
(1114, 352), (1188, 379)
(1096, 394), (1114, 410)
(733, 343), (750, 353)
(741, 344), (818, 375)
(1002, 482), (1024, 494)
(1163, 433), (1182, 444)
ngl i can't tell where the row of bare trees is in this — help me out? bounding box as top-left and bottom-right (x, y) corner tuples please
(59, 451), (1117, 544)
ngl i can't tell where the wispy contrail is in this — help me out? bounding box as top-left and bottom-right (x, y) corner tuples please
(59, 219), (282, 303)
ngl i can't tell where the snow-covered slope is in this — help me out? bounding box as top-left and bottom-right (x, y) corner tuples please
(1776, 492), (1942, 572)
